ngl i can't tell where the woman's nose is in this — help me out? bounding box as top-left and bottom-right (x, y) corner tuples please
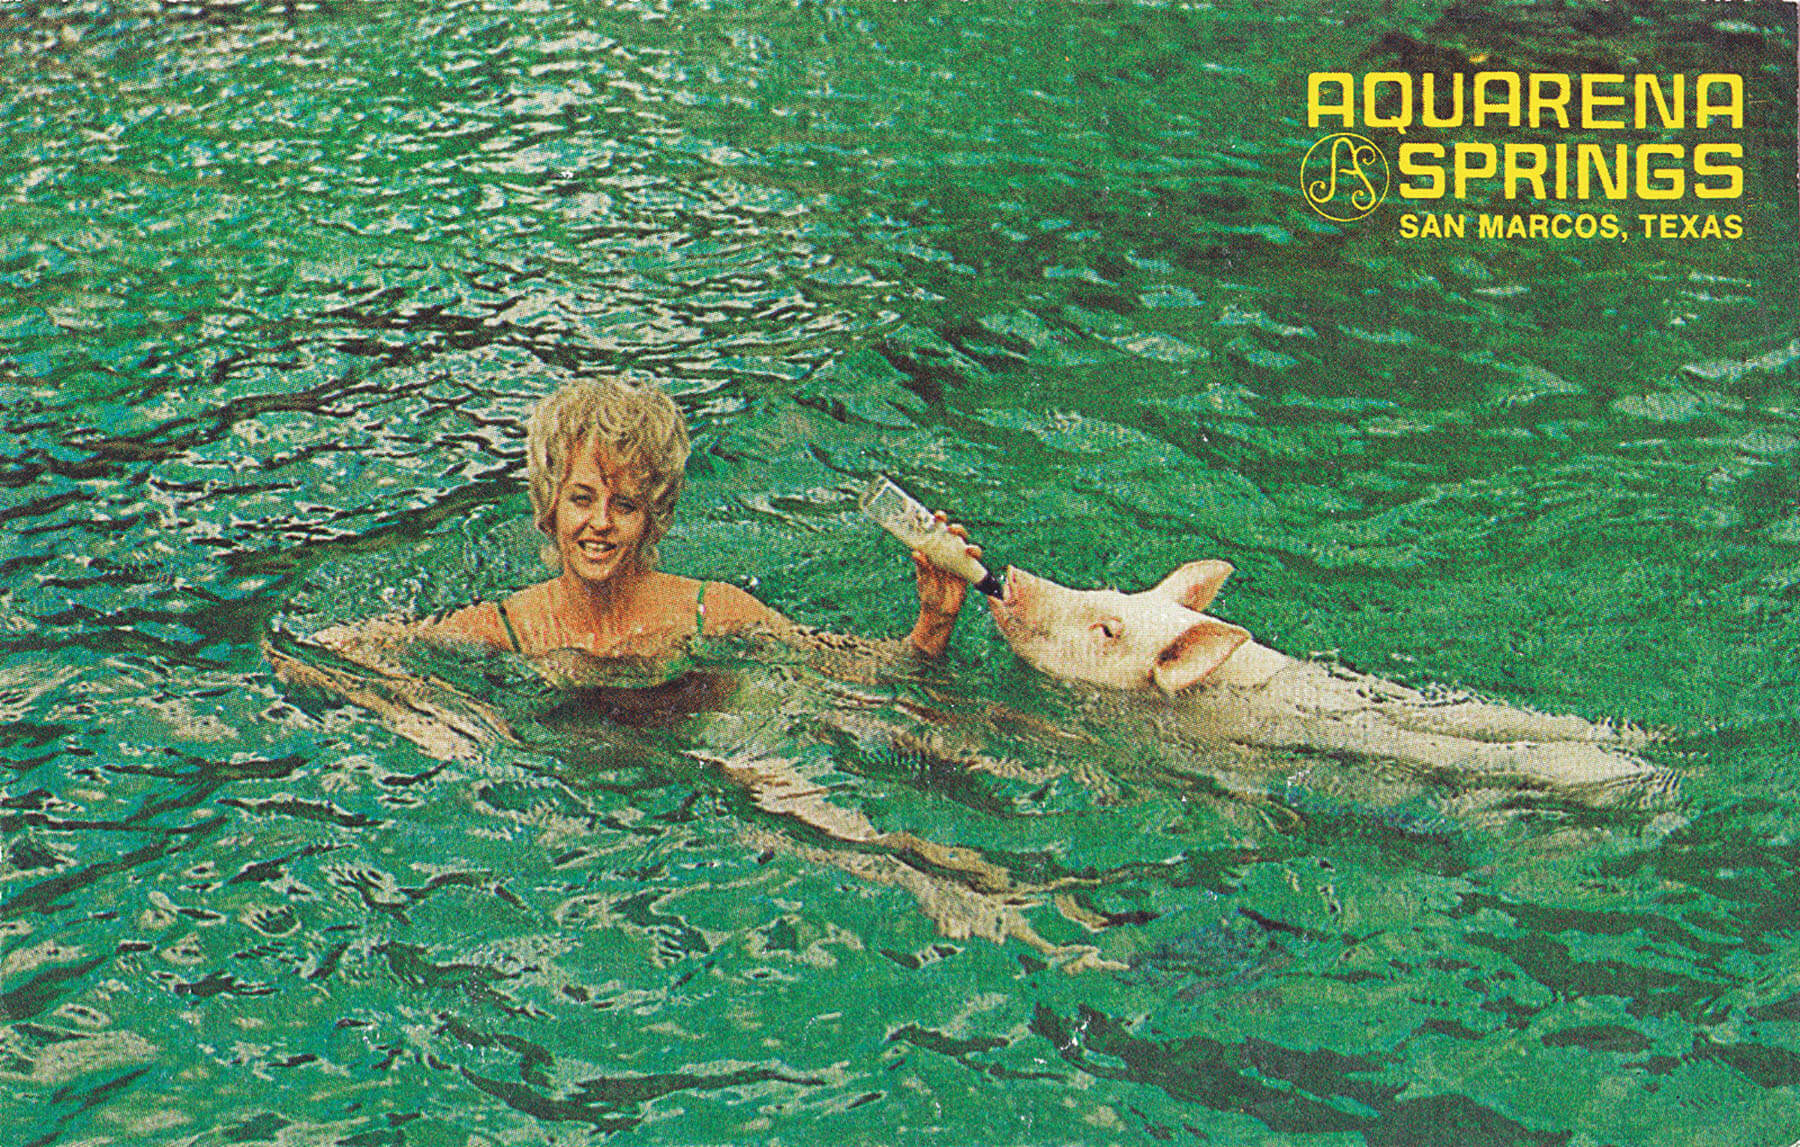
(588, 497), (615, 530)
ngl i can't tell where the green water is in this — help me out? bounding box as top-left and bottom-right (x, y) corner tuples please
(4, 1), (1798, 1144)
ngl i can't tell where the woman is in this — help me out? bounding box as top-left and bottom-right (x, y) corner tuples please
(429, 375), (976, 666)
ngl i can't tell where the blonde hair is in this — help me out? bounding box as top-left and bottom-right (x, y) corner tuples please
(525, 377), (689, 569)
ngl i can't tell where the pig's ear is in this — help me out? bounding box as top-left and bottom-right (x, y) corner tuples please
(1153, 560), (1233, 613)
(1152, 619), (1250, 694)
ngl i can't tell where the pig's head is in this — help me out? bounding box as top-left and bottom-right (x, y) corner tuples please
(987, 560), (1251, 694)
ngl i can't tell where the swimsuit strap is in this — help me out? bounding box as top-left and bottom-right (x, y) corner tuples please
(495, 599), (525, 654)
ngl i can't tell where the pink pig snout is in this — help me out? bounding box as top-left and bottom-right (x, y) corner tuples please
(986, 565), (1037, 631)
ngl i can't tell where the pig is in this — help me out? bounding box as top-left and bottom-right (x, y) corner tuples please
(986, 560), (1663, 793)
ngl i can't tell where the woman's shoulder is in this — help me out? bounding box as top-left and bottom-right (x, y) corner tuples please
(698, 579), (787, 636)
(500, 582), (553, 613)
(425, 600), (511, 649)
(426, 583), (551, 650)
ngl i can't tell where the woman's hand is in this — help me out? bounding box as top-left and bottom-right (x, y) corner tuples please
(906, 513), (980, 658)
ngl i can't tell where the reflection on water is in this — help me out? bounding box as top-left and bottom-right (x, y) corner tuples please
(3, 0), (1798, 1143)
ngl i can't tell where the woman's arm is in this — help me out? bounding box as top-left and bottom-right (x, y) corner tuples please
(905, 516), (980, 658)
(264, 616), (512, 763)
(702, 513), (979, 669)
(700, 580), (921, 678)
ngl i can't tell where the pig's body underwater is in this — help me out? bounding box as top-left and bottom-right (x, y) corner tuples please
(987, 560), (1660, 793)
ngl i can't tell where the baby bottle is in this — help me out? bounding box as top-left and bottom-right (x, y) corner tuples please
(859, 476), (1001, 597)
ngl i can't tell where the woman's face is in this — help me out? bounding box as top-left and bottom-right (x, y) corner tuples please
(552, 441), (650, 587)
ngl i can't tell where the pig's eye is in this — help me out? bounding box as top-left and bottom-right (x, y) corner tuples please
(1093, 620), (1120, 641)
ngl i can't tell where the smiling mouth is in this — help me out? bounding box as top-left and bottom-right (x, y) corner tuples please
(575, 539), (618, 560)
